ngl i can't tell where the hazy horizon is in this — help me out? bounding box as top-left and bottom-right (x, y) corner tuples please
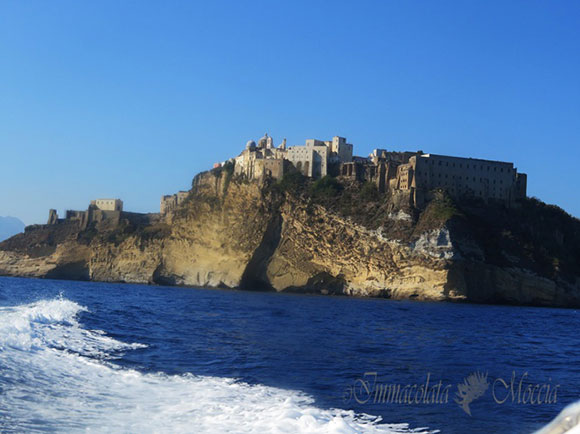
(1, 1), (579, 225)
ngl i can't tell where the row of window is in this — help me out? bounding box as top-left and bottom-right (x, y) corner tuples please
(432, 173), (505, 184)
(438, 184), (507, 197)
(428, 159), (511, 173)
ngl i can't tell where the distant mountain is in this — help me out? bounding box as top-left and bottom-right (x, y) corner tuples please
(0, 216), (25, 241)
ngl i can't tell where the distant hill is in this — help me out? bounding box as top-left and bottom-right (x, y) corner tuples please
(0, 216), (25, 241)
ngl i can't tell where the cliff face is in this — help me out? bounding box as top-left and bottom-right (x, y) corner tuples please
(1, 169), (579, 308)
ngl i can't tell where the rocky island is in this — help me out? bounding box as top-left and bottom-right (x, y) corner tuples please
(1, 134), (579, 307)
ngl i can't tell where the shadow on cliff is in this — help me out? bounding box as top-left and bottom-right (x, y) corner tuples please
(239, 212), (282, 291)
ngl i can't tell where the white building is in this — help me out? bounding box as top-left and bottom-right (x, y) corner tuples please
(287, 136), (353, 178)
(91, 199), (123, 212)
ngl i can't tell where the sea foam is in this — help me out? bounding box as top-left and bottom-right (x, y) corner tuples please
(0, 297), (435, 433)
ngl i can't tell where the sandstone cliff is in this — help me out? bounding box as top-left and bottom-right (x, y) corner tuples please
(1, 168), (579, 307)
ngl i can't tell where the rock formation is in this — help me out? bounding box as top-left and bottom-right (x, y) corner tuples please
(1, 167), (579, 308)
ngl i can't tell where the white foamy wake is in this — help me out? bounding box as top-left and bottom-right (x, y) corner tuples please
(0, 297), (435, 433)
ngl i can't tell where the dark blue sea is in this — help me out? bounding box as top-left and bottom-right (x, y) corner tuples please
(0, 276), (578, 433)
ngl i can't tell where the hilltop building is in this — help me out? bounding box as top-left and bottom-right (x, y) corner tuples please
(286, 136), (353, 178)
(47, 198), (125, 229)
(154, 133), (527, 211)
(233, 133), (287, 181)
(230, 133), (526, 207)
(91, 199), (123, 212)
(234, 134), (353, 180)
(399, 153), (527, 207)
(341, 149), (527, 207)
(160, 191), (189, 215)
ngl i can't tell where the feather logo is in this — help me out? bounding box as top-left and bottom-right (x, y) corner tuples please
(455, 371), (489, 416)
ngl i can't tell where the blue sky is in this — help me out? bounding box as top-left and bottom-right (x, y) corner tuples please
(1, 1), (579, 224)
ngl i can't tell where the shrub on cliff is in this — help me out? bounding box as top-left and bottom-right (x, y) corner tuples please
(413, 190), (463, 235)
(222, 161), (235, 193)
(277, 170), (306, 193)
(309, 175), (342, 199)
(140, 223), (171, 241)
(360, 181), (379, 201)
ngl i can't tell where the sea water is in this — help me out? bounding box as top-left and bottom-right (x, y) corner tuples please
(0, 276), (578, 433)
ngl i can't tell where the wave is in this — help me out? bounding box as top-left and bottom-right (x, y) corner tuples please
(0, 297), (435, 433)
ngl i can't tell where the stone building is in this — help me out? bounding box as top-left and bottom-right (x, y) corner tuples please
(160, 191), (189, 215)
(329, 136), (354, 164)
(287, 136), (353, 178)
(46, 198), (124, 229)
(401, 154), (526, 206)
(234, 134), (354, 181)
(234, 133), (287, 181)
(340, 148), (527, 207)
(341, 149), (420, 192)
(231, 133), (527, 208)
(287, 141), (328, 177)
(47, 209), (59, 225)
(90, 199), (123, 212)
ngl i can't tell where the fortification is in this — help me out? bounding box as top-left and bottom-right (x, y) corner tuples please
(227, 133), (527, 207)
(234, 134), (353, 181)
(340, 148), (527, 207)
(46, 198), (125, 229)
(160, 191), (189, 215)
(90, 199), (123, 212)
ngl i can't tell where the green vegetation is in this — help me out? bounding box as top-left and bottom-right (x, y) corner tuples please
(309, 175), (342, 199)
(104, 221), (136, 245)
(429, 196), (463, 222)
(139, 223), (171, 241)
(77, 225), (99, 245)
(277, 170), (306, 193)
(222, 161), (235, 193)
(360, 181), (379, 201)
(106, 221), (172, 245)
(412, 190), (463, 236)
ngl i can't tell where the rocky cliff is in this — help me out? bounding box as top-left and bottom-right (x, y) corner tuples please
(1, 168), (579, 307)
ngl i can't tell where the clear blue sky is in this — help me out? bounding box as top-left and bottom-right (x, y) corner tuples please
(1, 1), (579, 225)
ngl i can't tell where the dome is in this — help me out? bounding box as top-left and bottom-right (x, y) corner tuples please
(246, 140), (256, 150)
(258, 133), (269, 148)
